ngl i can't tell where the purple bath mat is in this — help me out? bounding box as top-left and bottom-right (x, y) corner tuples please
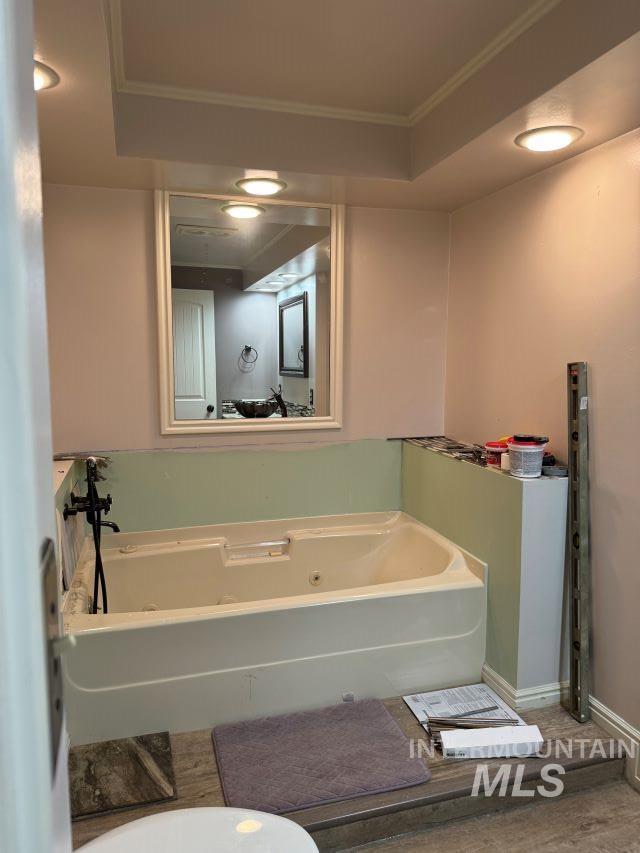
(212, 699), (430, 814)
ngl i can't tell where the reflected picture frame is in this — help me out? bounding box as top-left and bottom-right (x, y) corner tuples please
(154, 190), (344, 435)
(279, 292), (309, 378)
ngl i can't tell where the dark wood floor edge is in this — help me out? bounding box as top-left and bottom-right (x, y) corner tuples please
(308, 766), (628, 851)
(291, 785), (470, 832)
(72, 791), (179, 823)
(313, 775), (634, 852)
(290, 755), (625, 832)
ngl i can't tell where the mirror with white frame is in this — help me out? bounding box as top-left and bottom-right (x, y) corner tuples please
(155, 192), (343, 434)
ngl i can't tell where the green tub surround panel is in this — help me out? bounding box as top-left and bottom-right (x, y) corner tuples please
(402, 442), (522, 686)
(402, 441), (568, 696)
(53, 459), (84, 516)
(101, 439), (402, 533)
(55, 439), (566, 702)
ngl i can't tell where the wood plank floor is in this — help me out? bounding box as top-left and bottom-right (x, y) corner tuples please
(71, 700), (625, 850)
(348, 781), (640, 852)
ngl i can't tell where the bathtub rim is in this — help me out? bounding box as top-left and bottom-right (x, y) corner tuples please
(64, 511), (486, 635)
(98, 510), (416, 548)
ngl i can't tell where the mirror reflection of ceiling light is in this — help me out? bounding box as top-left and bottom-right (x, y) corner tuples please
(34, 60), (60, 91)
(221, 202), (265, 219)
(236, 177), (287, 196)
(514, 125), (584, 152)
(251, 281), (282, 292)
(279, 273), (298, 280)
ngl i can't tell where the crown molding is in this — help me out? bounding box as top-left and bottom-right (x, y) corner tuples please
(106, 0), (560, 130)
(105, 0), (408, 127)
(243, 223), (296, 268)
(408, 0), (563, 124)
(117, 78), (411, 127)
(104, 0), (125, 90)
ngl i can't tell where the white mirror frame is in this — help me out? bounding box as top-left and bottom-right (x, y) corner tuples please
(155, 190), (344, 434)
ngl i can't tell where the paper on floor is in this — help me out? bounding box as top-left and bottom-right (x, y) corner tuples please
(440, 724), (543, 759)
(403, 683), (525, 728)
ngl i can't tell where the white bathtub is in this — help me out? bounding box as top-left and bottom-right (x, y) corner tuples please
(63, 512), (486, 744)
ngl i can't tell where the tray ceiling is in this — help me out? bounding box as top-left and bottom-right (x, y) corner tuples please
(118, 0), (540, 122)
(35, 0), (640, 210)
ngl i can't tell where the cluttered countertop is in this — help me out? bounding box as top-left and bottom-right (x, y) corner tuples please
(405, 435), (568, 480)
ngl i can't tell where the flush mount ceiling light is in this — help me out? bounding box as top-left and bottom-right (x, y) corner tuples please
(514, 125), (584, 152)
(33, 59), (60, 92)
(221, 202), (265, 219)
(279, 273), (298, 280)
(236, 177), (287, 196)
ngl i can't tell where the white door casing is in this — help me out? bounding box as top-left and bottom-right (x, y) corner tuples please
(172, 288), (217, 420)
(0, 0), (71, 850)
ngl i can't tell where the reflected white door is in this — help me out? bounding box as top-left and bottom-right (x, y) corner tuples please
(172, 289), (217, 419)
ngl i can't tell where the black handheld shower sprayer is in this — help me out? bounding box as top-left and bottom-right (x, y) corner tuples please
(63, 458), (119, 614)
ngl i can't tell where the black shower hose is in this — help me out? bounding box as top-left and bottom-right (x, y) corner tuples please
(89, 477), (108, 615)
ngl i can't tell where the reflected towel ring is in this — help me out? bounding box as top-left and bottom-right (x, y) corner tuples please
(297, 345), (304, 364)
(241, 345), (258, 364)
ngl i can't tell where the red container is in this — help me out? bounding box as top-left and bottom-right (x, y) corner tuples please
(484, 441), (508, 466)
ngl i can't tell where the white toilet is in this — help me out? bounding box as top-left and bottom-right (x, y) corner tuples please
(78, 807), (319, 852)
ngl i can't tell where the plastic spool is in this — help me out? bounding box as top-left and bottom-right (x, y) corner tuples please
(507, 438), (548, 479)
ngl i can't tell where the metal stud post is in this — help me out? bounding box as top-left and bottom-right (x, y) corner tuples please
(567, 362), (591, 722)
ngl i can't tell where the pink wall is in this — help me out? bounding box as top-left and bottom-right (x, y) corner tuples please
(446, 129), (640, 728)
(43, 185), (449, 452)
(42, 132), (640, 731)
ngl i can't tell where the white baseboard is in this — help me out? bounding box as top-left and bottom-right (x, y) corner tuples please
(481, 664), (518, 706)
(482, 664), (568, 710)
(482, 665), (640, 790)
(590, 696), (640, 791)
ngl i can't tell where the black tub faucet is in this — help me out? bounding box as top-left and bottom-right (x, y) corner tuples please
(63, 457), (118, 614)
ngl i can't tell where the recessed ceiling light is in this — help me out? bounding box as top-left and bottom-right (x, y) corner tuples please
(236, 177), (287, 196)
(514, 125), (584, 152)
(34, 60), (60, 92)
(221, 202), (265, 219)
(279, 273), (298, 280)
